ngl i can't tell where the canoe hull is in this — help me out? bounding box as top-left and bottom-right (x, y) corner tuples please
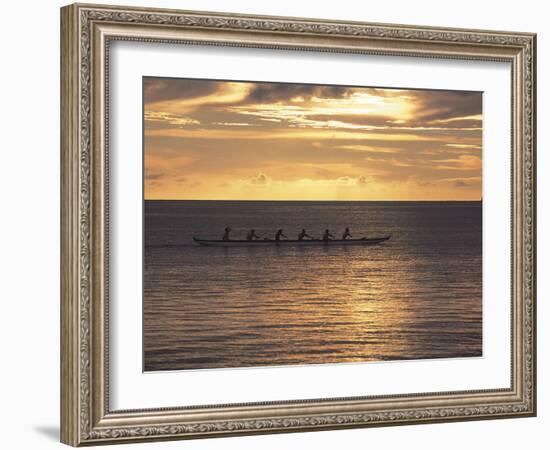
(193, 236), (391, 247)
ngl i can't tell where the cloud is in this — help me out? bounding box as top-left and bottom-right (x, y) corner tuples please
(454, 180), (470, 187)
(144, 171), (164, 180)
(414, 90), (482, 122)
(249, 173), (271, 185)
(433, 154), (481, 170)
(144, 77), (221, 103)
(245, 83), (352, 104)
(144, 111), (200, 126)
(338, 144), (400, 154)
(336, 176), (354, 185)
(445, 143), (482, 149)
(144, 79), (482, 200)
(309, 114), (397, 127)
(417, 180), (435, 187)
(296, 176), (370, 187)
(212, 122), (253, 127)
(389, 158), (413, 167)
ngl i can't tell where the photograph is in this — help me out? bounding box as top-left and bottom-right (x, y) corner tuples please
(58, 2), (536, 445)
(143, 77), (483, 372)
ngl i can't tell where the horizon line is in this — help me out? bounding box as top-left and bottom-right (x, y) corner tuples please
(144, 198), (482, 202)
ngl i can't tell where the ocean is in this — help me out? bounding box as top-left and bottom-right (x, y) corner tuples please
(144, 200), (482, 371)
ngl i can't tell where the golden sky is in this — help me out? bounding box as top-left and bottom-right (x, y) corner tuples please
(144, 77), (482, 201)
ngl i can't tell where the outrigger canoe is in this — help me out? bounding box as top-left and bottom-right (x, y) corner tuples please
(193, 236), (391, 247)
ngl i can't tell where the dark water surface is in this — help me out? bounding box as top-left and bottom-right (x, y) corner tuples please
(144, 200), (482, 371)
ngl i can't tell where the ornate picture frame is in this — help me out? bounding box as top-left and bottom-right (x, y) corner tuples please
(60, 3), (536, 446)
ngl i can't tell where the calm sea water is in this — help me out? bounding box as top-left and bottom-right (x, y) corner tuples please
(144, 200), (482, 372)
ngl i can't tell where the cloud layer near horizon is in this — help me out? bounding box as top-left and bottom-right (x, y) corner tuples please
(144, 77), (482, 200)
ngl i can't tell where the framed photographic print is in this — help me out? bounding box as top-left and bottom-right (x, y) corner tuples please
(60, 3), (536, 446)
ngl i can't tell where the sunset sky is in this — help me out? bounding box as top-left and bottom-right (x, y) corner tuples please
(143, 77), (482, 201)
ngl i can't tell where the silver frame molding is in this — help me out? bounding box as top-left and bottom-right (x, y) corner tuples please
(61, 3), (536, 446)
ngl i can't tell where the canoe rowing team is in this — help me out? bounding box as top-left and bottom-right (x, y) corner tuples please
(222, 227), (354, 242)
